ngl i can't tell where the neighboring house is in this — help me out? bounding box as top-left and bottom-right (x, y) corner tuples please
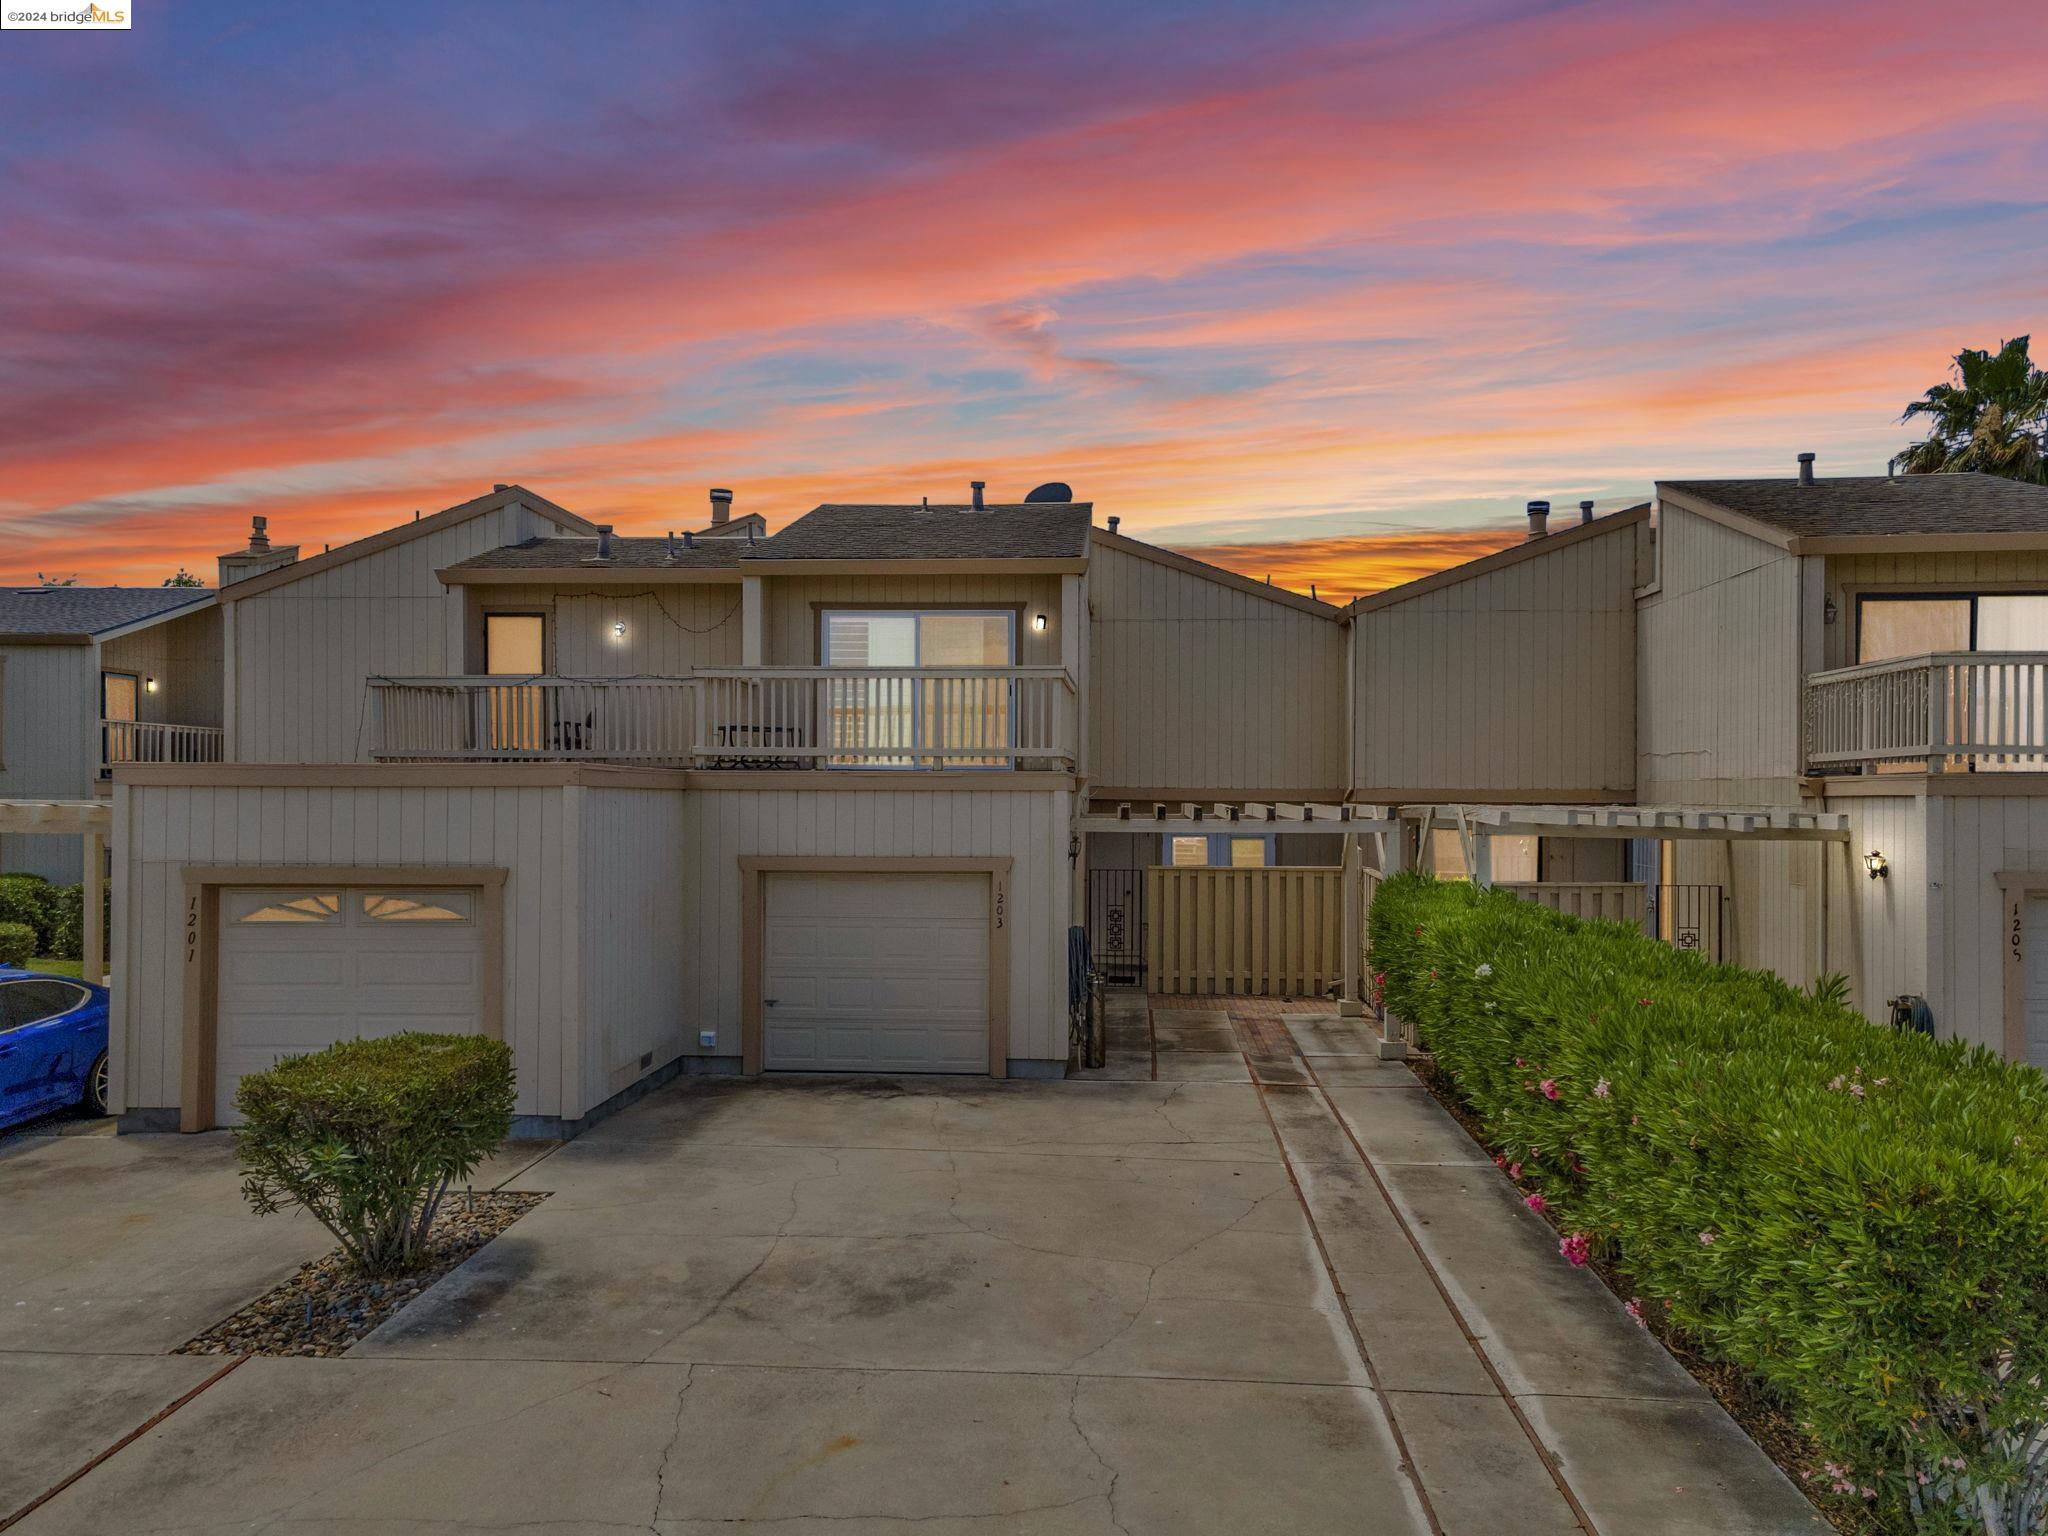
(1347, 466), (2048, 1072)
(0, 586), (220, 882)
(109, 481), (1347, 1134)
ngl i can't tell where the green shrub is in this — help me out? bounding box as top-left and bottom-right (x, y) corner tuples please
(1370, 873), (2048, 1534)
(233, 1034), (516, 1277)
(47, 883), (108, 964)
(0, 875), (53, 952)
(0, 922), (35, 968)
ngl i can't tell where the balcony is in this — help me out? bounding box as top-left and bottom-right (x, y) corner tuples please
(100, 720), (226, 774)
(370, 668), (1077, 770)
(1804, 652), (2048, 773)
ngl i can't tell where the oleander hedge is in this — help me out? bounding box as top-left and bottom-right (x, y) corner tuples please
(1370, 872), (2048, 1534)
(0, 921), (35, 968)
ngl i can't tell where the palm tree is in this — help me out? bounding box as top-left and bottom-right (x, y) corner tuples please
(1894, 336), (2048, 483)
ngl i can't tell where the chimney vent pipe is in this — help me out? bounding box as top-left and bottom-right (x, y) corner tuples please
(493, 483), (509, 493)
(971, 480), (986, 511)
(1579, 499), (1595, 525)
(1798, 452), (1816, 486)
(596, 524), (614, 560)
(248, 515), (271, 553)
(1107, 515), (1120, 534)
(709, 488), (733, 525)
(1526, 500), (1551, 540)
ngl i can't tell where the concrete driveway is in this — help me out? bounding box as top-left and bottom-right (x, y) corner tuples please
(3, 1008), (1823, 1534)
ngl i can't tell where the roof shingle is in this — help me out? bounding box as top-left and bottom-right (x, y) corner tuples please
(744, 503), (1094, 562)
(445, 535), (751, 572)
(0, 586), (211, 639)
(1661, 474), (2048, 539)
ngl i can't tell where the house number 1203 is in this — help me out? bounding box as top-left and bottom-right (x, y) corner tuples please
(994, 886), (1006, 930)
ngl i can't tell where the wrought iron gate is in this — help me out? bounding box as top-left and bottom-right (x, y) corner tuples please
(1088, 868), (1146, 986)
(1649, 883), (1726, 962)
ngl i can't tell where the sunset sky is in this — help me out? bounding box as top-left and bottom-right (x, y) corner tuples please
(2, 1), (2044, 600)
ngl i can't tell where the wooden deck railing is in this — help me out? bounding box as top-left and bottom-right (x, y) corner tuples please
(370, 668), (1077, 769)
(100, 720), (225, 771)
(1805, 652), (2048, 771)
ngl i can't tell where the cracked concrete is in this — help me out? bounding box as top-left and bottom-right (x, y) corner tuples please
(8, 1000), (1824, 1533)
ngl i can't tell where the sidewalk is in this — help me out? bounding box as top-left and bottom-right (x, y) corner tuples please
(1088, 992), (1825, 1535)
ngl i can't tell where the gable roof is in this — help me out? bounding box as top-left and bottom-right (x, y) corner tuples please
(1089, 527), (1342, 619)
(444, 534), (751, 577)
(1347, 504), (1651, 615)
(745, 502), (1094, 563)
(1660, 474), (2048, 551)
(218, 485), (598, 603)
(0, 586), (213, 642)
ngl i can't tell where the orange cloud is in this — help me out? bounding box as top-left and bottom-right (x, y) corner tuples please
(1169, 527), (1531, 607)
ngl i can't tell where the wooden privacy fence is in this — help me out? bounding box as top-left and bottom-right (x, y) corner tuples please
(1498, 881), (1647, 926)
(1146, 865), (1343, 996)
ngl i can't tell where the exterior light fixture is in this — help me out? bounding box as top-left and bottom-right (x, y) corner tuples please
(612, 620), (627, 639)
(1033, 614), (1048, 632)
(1864, 850), (1889, 880)
(144, 677), (158, 694)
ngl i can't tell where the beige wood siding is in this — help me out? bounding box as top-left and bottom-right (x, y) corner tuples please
(1638, 504), (1805, 803)
(761, 575), (1066, 666)
(1089, 541), (1344, 796)
(468, 583), (743, 676)
(1921, 794), (2048, 1056)
(678, 786), (1070, 1064)
(231, 502), (570, 763)
(0, 645), (97, 881)
(112, 781), (590, 1119)
(1353, 526), (1637, 799)
(1823, 550), (2048, 669)
(1825, 794), (1929, 1033)
(578, 786), (688, 1101)
(1145, 864), (1341, 995)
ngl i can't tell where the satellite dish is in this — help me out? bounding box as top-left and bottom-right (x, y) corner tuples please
(1023, 481), (1073, 503)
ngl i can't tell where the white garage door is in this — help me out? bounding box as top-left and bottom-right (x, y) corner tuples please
(764, 872), (990, 1073)
(2025, 897), (2048, 1070)
(216, 888), (485, 1123)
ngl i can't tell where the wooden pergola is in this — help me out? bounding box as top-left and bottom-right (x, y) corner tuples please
(0, 800), (110, 983)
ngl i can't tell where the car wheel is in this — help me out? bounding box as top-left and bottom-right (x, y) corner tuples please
(85, 1053), (110, 1117)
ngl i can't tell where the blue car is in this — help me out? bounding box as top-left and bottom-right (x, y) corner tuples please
(0, 968), (109, 1129)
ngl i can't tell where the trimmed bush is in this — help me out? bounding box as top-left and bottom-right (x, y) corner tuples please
(234, 1034), (516, 1277)
(48, 883), (108, 964)
(0, 875), (53, 953)
(1371, 873), (2048, 1534)
(0, 922), (35, 968)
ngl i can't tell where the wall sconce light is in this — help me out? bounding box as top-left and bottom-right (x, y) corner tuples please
(1824, 597), (1838, 625)
(144, 677), (158, 694)
(1864, 850), (1889, 881)
(1033, 613), (1048, 633)
(612, 619), (627, 639)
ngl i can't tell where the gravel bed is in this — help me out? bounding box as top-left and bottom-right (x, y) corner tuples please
(177, 1190), (548, 1359)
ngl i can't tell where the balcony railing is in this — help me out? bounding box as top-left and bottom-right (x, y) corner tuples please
(370, 668), (1077, 770)
(100, 720), (225, 773)
(1804, 652), (2048, 772)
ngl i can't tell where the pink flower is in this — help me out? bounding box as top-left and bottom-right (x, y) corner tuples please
(1827, 1075), (1845, 1091)
(1849, 1082), (1865, 1099)
(1492, 1155), (1507, 1170)
(1508, 1162), (1523, 1180)
(1624, 1297), (1647, 1328)
(1514, 1057), (1525, 1067)
(1538, 1079), (1561, 1100)
(1524, 1192), (1549, 1215)
(1637, 997), (1653, 1007)
(1559, 1232), (1592, 1267)
(1698, 1230), (1718, 1245)
(1592, 1078), (1611, 1099)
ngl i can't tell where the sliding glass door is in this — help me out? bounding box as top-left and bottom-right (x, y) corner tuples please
(820, 610), (1015, 767)
(1858, 594), (2048, 770)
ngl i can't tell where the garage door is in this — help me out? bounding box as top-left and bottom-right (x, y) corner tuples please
(216, 888), (485, 1123)
(2026, 896), (2048, 1070)
(763, 872), (990, 1073)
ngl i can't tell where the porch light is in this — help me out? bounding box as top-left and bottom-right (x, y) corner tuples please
(612, 620), (627, 639)
(1033, 613), (1048, 632)
(144, 677), (157, 694)
(1864, 850), (1889, 880)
